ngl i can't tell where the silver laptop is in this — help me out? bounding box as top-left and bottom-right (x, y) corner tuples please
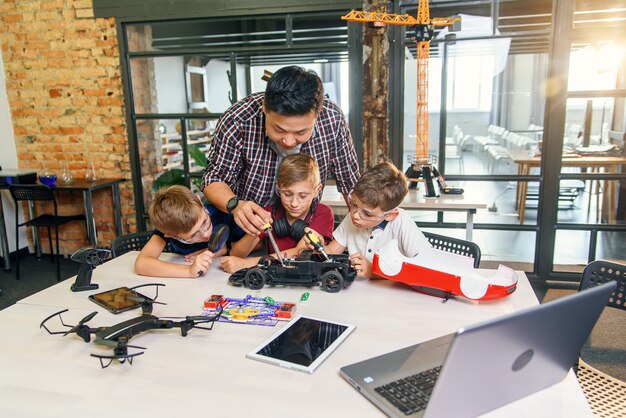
(340, 281), (616, 418)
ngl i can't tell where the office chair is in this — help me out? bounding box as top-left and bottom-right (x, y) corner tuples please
(9, 184), (86, 282)
(417, 230), (481, 299)
(575, 260), (626, 417)
(111, 230), (172, 258)
(422, 231), (481, 268)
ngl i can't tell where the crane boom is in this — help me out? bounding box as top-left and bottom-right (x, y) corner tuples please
(342, 3), (460, 164)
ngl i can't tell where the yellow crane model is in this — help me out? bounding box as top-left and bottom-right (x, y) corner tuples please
(342, 1), (460, 183)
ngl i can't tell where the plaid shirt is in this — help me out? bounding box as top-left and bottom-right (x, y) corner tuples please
(202, 92), (359, 207)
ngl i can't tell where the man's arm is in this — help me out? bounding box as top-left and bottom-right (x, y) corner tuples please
(203, 182), (236, 213)
(203, 182), (271, 236)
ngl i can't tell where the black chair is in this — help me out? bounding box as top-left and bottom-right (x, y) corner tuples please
(422, 231), (481, 268)
(9, 184), (86, 282)
(415, 230), (481, 300)
(575, 260), (626, 416)
(111, 230), (172, 258)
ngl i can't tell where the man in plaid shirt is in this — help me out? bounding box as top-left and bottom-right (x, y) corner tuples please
(202, 66), (359, 236)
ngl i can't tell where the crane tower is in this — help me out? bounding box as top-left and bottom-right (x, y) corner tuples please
(342, 1), (460, 166)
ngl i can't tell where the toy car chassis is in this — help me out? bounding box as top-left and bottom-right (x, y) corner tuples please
(373, 240), (517, 301)
(228, 250), (356, 293)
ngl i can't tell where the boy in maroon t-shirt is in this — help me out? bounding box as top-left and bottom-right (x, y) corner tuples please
(220, 154), (333, 274)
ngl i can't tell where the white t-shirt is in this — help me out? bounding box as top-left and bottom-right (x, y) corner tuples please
(333, 208), (431, 262)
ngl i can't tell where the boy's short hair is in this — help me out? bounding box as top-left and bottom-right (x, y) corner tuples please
(276, 153), (320, 188)
(149, 185), (204, 235)
(353, 161), (408, 211)
(264, 66), (324, 115)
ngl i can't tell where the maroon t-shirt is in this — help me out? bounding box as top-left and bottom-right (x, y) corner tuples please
(263, 203), (334, 254)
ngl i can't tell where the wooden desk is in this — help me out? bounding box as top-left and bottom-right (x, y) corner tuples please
(321, 188), (486, 241)
(0, 178), (124, 270)
(50, 178), (125, 247)
(508, 150), (626, 224)
(2, 252), (592, 417)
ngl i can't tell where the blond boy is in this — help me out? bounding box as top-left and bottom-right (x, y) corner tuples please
(135, 185), (226, 278)
(322, 161), (431, 278)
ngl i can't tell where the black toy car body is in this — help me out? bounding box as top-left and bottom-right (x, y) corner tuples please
(228, 250), (357, 293)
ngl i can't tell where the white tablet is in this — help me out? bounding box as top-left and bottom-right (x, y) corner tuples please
(246, 315), (356, 374)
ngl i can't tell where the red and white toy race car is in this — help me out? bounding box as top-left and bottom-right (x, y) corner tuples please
(372, 239), (517, 301)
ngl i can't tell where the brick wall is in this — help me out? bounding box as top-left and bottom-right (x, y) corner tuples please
(0, 0), (134, 255)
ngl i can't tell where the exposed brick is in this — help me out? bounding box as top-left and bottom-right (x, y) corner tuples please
(59, 127), (84, 135)
(41, 0), (65, 10)
(97, 97), (123, 107)
(4, 0), (136, 250)
(76, 8), (94, 19)
(2, 14), (22, 23)
(72, 0), (94, 9)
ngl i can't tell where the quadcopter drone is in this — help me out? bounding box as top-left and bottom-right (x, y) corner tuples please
(40, 285), (222, 368)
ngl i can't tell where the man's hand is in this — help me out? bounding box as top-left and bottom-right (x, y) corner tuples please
(232, 200), (272, 236)
(349, 253), (373, 278)
(189, 251), (215, 277)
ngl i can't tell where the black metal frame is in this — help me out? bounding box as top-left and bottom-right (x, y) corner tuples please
(388, 0), (626, 285)
(111, 0), (626, 285)
(116, 8), (363, 231)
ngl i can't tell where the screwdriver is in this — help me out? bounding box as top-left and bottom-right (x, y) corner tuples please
(262, 223), (285, 265)
(305, 230), (330, 261)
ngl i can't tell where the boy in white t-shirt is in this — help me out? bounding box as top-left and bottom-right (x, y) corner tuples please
(319, 161), (431, 279)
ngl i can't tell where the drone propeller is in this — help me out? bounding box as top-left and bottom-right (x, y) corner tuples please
(126, 295), (166, 305)
(63, 311), (98, 337)
(90, 351), (145, 368)
(91, 335), (147, 368)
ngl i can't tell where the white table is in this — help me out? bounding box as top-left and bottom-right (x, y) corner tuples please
(321, 188), (486, 241)
(1, 252), (591, 417)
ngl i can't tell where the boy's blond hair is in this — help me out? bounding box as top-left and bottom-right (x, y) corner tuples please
(353, 161), (408, 211)
(149, 185), (204, 235)
(276, 153), (320, 188)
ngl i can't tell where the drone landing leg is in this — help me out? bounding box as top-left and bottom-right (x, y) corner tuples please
(70, 264), (99, 292)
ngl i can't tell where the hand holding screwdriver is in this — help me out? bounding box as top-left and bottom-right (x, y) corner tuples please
(304, 230), (330, 261)
(263, 223), (285, 265)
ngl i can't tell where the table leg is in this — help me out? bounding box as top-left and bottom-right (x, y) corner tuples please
(112, 183), (124, 237)
(518, 164), (530, 224)
(466, 209), (475, 241)
(29, 201), (42, 258)
(82, 190), (97, 246)
(0, 193), (10, 270)
(515, 164), (523, 210)
(602, 167), (617, 223)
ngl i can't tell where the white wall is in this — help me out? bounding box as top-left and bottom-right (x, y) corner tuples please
(205, 59), (247, 113)
(154, 56), (187, 133)
(0, 49), (28, 252)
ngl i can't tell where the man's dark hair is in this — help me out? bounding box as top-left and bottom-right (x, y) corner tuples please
(264, 66), (324, 115)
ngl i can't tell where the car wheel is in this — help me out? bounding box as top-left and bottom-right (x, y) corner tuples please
(321, 270), (344, 293)
(228, 269), (248, 286)
(245, 268), (266, 290)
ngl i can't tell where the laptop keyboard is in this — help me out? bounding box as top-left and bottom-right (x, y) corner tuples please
(374, 366), (442, 416)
